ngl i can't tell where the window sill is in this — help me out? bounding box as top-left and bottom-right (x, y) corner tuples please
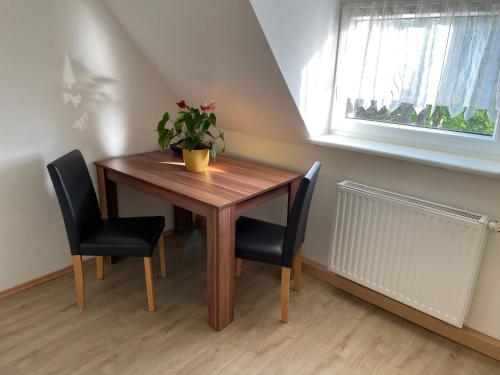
(306, 134), (500, 178)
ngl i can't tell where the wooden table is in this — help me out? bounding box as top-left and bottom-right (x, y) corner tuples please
(95, 151), (302, 331)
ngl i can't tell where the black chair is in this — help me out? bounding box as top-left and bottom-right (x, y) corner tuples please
(235, 162), (320, 322)
(47, 150), (166, 312)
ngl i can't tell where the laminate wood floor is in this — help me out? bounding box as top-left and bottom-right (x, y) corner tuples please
(1, 231), (499, 374)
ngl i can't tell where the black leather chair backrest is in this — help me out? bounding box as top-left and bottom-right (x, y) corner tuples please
(47, 150), (101, 254)
(282, 162), (321, 267)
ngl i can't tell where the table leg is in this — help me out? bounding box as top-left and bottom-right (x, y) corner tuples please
(96, 166), (119, 264)
(206, 206), (235, 331)
(174, 206), (193, 233)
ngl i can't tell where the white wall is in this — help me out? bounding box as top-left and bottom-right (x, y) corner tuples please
(225, 129), (500, 340)
(248, 0), (500, 339)
(104, 0), (307, 142)
(0, 0), (176, 292)
(250, 0), (341, 137)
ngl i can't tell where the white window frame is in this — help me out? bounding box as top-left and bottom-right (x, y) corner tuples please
(329, 105), (500, 160)
(328, 19), (500, 162)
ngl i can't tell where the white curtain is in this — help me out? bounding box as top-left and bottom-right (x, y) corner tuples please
(337, 0), (500, 121)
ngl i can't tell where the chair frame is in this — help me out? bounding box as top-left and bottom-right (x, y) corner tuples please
(236, 244), (303, 323)
(72, 229), (167, 312)
(48, 150), (167, 313)
(234, 161), (319, 323)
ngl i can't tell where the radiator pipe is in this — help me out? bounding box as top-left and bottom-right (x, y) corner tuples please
(487, 220), (500, 233)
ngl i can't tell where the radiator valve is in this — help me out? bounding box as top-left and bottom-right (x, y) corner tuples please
(487, 220), (500, 233)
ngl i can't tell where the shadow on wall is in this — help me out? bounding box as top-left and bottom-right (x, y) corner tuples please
(61, 52), (119, 132)
(0, 154), (69, 289)
(61, 53), (128, 156)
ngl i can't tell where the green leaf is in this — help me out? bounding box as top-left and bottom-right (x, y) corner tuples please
(208, 113), (216, 126)
(193, 110), (204, 132)
(158, 133), (165, 150)
(174, 112), (186, 125)
(157, 119), (166, 133)
(156, 113), (172, 151)
(186, 120), (194, 136)
(200, 120), (210, 138)
(210, 141), (217, 159)
(158, 131), (170, 151)
(174, 121), (182, 133)
(184, 137), (197, 151)
(184, 113), (196, 135)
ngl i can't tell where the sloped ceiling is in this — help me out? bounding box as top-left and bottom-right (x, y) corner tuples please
(104, 0), (307, 141)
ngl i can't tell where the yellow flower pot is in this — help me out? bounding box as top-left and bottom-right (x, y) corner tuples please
(182, 149), (210, 172)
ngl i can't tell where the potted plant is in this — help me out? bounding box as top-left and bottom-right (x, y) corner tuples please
(156, 100), (225, 172)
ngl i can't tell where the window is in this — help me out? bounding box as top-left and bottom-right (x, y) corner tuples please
(331, 0), (500, 156)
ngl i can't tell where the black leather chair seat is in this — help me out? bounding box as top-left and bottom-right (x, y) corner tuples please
(80, 216), (165, 257)
(235, 216), (286, 266)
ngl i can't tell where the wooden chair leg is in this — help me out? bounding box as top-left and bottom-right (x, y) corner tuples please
(293, 247), (303, 293)
(96, 256), (104, 280)
(144, 257), (156, 312)
(158, 230), (166, 278)
(281, 267), (291, 323)
(72, 255), (85, 311)
(235, 258), (243, 277)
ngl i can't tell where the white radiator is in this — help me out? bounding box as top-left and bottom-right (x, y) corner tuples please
(329, 181), (488, 327)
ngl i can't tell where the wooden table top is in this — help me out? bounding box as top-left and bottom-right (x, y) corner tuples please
(95, 151), (302, 209)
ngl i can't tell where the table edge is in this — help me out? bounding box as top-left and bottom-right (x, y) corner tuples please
(94, 160), (303, 211)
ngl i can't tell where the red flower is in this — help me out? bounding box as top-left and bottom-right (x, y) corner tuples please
(176, 100), (187, 109)
(201, 102), (216, 112)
